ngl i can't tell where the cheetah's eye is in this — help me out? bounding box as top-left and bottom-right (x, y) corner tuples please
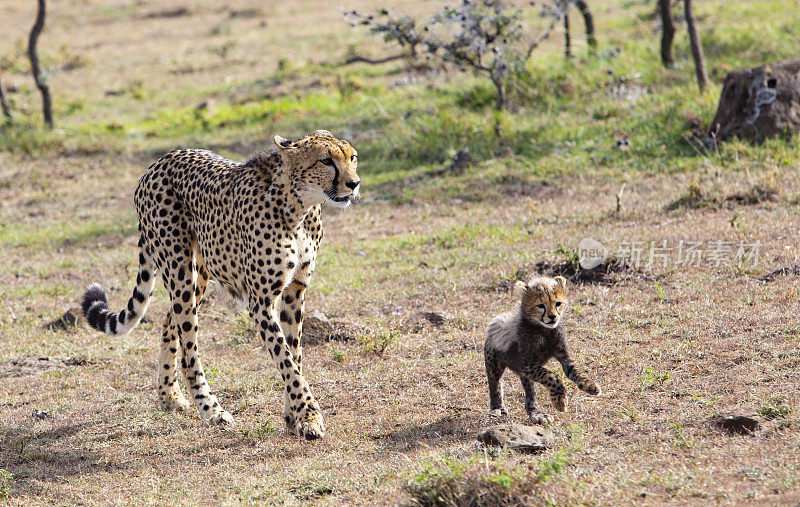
(555, 302), (562, 307)
(536, 304), (545, 309)
(321, 158), (335, 167)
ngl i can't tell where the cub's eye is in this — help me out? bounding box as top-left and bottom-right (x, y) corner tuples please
(321, 158), (335, 167)
(536, 304), (545, 309)
(555, 302), (562, 307)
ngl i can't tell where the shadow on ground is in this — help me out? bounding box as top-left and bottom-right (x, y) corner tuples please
(373, 413), (486, 452)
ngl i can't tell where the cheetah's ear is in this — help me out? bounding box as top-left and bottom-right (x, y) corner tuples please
(273, 135), (295, 149)
(513, 280), (528, 300)
(314, 129), (334, 138)
(554, 276), (568, 293)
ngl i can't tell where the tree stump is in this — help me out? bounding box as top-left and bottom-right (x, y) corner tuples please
(707, 59), (800, 144)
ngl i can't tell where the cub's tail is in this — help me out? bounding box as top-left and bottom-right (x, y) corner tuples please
(82, 239), (157, 336)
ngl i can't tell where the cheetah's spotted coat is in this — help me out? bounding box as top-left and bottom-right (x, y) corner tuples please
(81, 130), (360, 439)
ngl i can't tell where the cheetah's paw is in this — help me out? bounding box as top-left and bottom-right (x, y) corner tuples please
(206, 411), (234, 426)
(551, 394), (567, 412)
(527, 410), (554, 426)
(585, 382), (601, 396)
(160, 395), (192, 412)
(296, 410), (325, 440)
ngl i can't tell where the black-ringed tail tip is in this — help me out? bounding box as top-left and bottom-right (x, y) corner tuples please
(81, 280), (153, 336)
(81, 283), (111, 331)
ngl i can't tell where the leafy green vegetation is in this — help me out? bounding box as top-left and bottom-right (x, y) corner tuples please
(2, 1), (798, 203)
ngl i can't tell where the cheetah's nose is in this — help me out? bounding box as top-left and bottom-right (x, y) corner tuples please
(547, 314), (557, 320)
(345, 179), (360, 190)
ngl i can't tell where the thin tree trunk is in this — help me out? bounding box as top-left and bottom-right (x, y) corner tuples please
(657, 0), (675, 67)
(684, 0), (708, 91)
(0, 68), (11, 122)
(344, 53), (406, 65)
(492, 73), (505, 111)
(28, 0), (53, 127)
(574, 0), (596, 53)
(563, 8), (571, 59)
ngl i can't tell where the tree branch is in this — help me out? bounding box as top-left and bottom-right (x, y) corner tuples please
(28, 0), (53, 127)
(0, 67), (12, 122)
(658, 0), (675, 67)
(526, 6), (564, 60)
(684, 0), (708, 91)
(574, 0), (596, 52)
(343, 53), (408, 65)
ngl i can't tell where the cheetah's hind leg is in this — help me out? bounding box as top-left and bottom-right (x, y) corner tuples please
(485, 352), (507, 417)
(157, 311), (191, 412)
(157, 232), (232, 425)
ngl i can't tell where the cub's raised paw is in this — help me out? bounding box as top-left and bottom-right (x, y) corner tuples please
(206, 411), (234, 426)
(297, 411), (325, 440)
(489, 407), (507, 418)
(551, 394), (567, 412)
(527, 411), (554, 426)
(585, 381), (601, 396)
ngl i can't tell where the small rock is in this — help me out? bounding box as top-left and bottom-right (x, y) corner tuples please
(448, 148), (473, 174)
(402, 311), (453, 333)
(302, 310), (358, 346)
(710, 411), (761, 435)
(477, 424), (554, 453)
(195, 99), (216, 113)
(32, 409), (50, 420)
(43, 308), (81, 332)
(684, 110), (702, 130)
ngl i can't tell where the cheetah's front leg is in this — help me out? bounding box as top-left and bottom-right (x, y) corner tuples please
(279, 279), (308, 421)
(252, 297), (324, 440)
(520, 376), (554, 425)
(556, 354), (601, 396)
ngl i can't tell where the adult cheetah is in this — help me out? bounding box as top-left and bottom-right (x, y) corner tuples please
(81, 130), (360, 439)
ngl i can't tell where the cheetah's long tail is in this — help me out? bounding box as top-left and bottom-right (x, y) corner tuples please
(81, 237), (157, 336)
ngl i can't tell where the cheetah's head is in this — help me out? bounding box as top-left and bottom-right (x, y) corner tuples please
(514, 276), (568, 329)
(274, 130), (360, 209)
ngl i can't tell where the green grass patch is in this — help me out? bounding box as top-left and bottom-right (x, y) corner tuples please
(0, 217), (137, 250)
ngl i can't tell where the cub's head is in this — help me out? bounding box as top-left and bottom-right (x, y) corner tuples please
(514, 276), (568, 329)
(274, 129), (360, 209)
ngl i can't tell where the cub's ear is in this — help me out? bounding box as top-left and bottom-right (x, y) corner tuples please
(554, 276), (568, 293)
(314, 129), (334, 137)
(513, 280), (527, 300)
(273, 135), (295, 149)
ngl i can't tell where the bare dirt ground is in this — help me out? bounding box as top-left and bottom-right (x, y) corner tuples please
(1, 0), (799, 504)
(1, 154), (799, 504)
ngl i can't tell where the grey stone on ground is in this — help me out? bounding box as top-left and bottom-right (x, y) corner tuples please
(402, 311), (453, 333)
(477, 424), (554, 453)
(302, 309), (359, 346)
(43, 307), (81, 331)
(710, 411), (761, 435)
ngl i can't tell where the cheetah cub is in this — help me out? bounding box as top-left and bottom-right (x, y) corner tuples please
(484, 275), (601, 425)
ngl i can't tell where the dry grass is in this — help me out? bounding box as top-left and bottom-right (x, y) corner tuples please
(1, 0), (800, 504)
(2, 155), (799, 504)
